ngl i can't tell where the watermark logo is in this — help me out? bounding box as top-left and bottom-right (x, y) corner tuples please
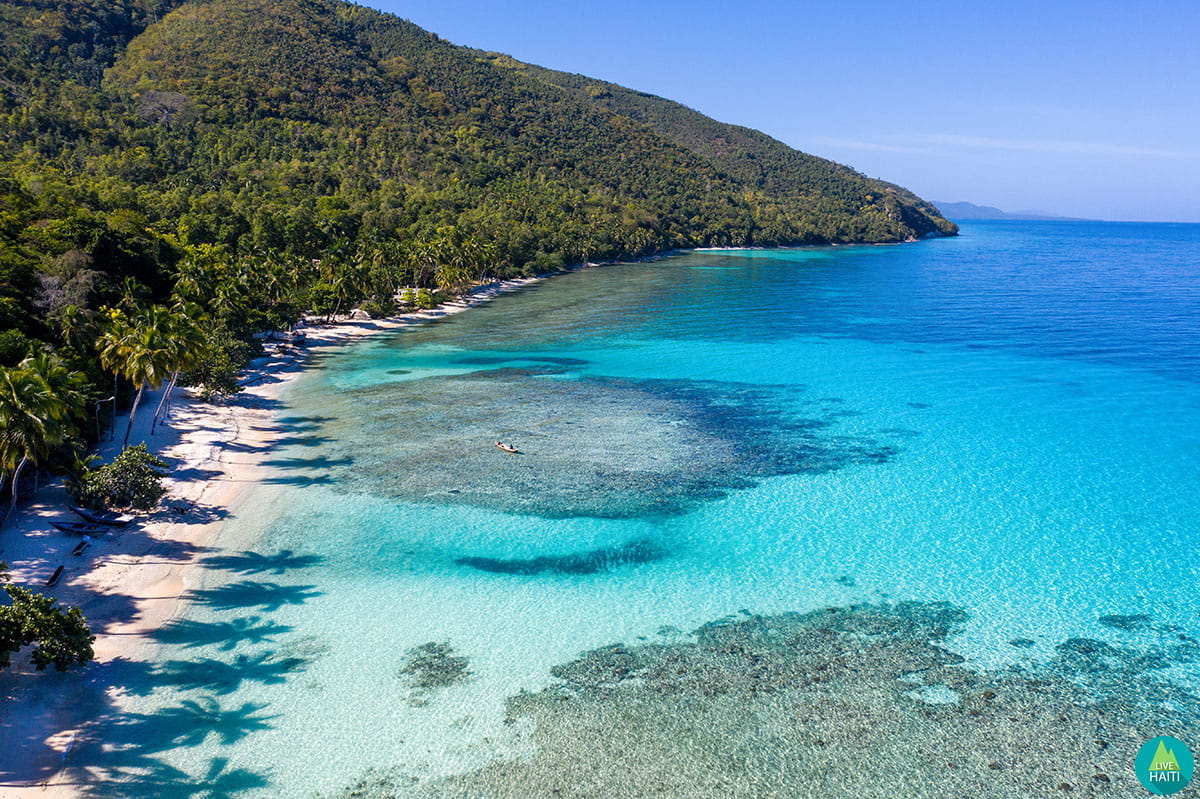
(1135, 736), (1194, 795)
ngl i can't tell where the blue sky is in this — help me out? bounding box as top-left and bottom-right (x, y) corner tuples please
(368, 0), (1199, 222)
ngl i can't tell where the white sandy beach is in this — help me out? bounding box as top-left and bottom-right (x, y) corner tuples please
(0, 278), (541, 797)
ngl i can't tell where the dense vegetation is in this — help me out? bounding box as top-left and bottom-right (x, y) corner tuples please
(0, 0), (955, 510)
(0, 562), (95, 671)
(69, 442), (168, 510)
(516, 61), (955, 242)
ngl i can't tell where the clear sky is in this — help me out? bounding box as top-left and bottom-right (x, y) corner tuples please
(364, 0), (1199, 222)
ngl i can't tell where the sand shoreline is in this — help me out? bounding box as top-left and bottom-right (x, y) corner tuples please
(0, 277), (542, 796)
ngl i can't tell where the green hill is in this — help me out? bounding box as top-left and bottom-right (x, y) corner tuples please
(515, 61), (952, 240)
(2, 0), (952, 255)
(0, 0), (954, 386)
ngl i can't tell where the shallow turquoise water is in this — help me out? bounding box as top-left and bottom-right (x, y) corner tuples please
(82, 221), (1200, 796)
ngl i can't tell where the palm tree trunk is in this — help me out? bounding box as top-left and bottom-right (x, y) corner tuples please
(151, 384), (165, 434)
(166, 369), (180, 414)
(3, 456), (29, 527)
(123, 382), (146, 449)
(164, 370), (179, 417)
(151, 371), (178, 434)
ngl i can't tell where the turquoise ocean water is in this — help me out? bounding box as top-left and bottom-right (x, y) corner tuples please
(78, 221), (1200, 796)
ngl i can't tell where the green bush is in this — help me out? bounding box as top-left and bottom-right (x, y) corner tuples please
(307, 281), (338, 317)
(0, 329), (33, 367)
(357, 299), (396, 318)
(526, 250), (566, 273)
(0, 584), (95, 672)
(69, 444), (168, 511)
(415, 288), (437, 310)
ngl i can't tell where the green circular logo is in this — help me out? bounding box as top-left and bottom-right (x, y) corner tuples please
(1136, 736), (1194, 795)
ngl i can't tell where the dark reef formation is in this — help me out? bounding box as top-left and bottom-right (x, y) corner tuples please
(331, 602), (1199, 799)
(325, 368), (896, 519)
(396, 641), (472, 708)
(397, 642), (471, 691)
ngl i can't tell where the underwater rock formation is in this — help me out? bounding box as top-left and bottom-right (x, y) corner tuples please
(327, 369), (896, 519)
(387, 602), (1198, 798)
(397, 642), (471, 690)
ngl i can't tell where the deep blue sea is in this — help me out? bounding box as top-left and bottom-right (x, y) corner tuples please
(78, 221), (1200, 796)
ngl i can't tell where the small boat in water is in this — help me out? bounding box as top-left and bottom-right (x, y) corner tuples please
(69, 506), (135, 527)
(495, 441), (520, 454)
(52, 521), (108, 536)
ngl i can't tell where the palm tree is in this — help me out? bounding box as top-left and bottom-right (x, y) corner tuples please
(18, 352), (87, 493)
(404, 237), (438, 289)
(0, 355), (86, 525)
(314, 250), (369, 321)
(96, 307), (130, 435)
(55, 304), (95, 353)
(409, 226), (493, 299)
(117, 277), (150, 311)
(151, 300), (208, 433)
(20, 351), (87, 427)
(98, 305), (176, 448)
(0, 369), (55, 525)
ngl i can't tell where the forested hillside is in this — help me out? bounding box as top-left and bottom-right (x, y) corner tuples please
(517, 62), (952, 240)
(0, 0), (955, 470)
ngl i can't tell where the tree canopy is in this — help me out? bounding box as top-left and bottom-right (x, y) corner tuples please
(0, 0), (956, 485)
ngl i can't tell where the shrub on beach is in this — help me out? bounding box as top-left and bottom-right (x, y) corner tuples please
(69, 444), (169, 511)
(0, 563), (95, 672)
(0, 585), (95, 671)
(415, 288), (437, 310)
(358, 299), (396, 318)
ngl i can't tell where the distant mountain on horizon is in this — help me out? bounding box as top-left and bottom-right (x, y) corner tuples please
(933, 201), (1089, 222)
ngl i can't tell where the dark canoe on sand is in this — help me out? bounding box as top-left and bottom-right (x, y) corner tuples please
(52, 521), (109, 536)
(70, 506), (135, 526)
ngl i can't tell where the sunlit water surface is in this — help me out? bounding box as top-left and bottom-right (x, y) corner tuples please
(82, 221), (1200, 796)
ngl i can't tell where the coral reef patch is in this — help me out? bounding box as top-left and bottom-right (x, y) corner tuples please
(324, 370), (895, 519)
(339, 602), (1200, 798)
(397, 642), (471, 690)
